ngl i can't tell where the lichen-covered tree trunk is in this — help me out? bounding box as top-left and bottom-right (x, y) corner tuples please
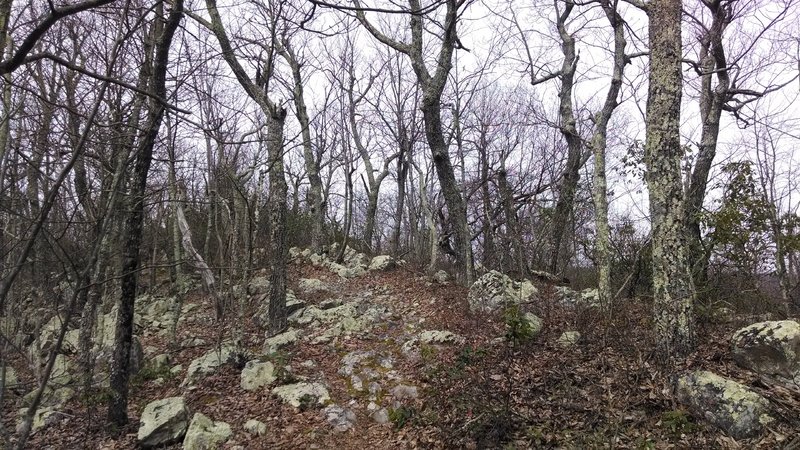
(590, 0), (628, 308)
(266, 109), (289, 335)
(645, 0), (696, 361)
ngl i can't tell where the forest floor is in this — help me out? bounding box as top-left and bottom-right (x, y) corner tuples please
(9, 259), (800, 449)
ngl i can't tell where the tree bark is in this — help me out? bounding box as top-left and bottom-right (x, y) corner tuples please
(108, 0), (182, 425)
(645, 0), (696, 361)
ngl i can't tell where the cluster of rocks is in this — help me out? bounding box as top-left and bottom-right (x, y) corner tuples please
(289, 246), (400, 279)
(676, 319), (800, 438)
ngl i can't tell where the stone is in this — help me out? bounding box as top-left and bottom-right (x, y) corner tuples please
(432, 270), (449, 284)
(247, 277), (271, 296)
(241, 361), (276, 391)
(150, 354), (171, 372)
(298, 278), (330, 294)
(390, 384), (418, 400)
(272, 382), (330, 408)
(731, 320), (800, 381)
(137, 397), (190, 448)
(467, 271), (538, 314)
(524, 313), (544, 337)
(321, 404), (357, 432)
(368, 255), (396, 271)
(182, 412), (232, 450)
(3, 366), (18, 388)
(263, 328), (299, 354)
(371, 408), (389, 424)
(557, 331), (580, 347)
(675, 371), (773, 439)
(182, 346), (234, 387)
(243, 419), (267, 436)
(418, 330), (466, 345)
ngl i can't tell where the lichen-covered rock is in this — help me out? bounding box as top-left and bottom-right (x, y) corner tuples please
(557, 331), (580, 347)
(418, 330), (465, 345)
(182, 413), (232, 450)
(368, 255), (396, 271)
(137, 397), (190, 448)
(182, 346), (234, 387)
(263, 328), (299, 354)
(247, 277), (271, 296)
(321, 404), (357, 432)
(432, 270), (449, 284)
(675, 371), (773, 439)
(555, 286), (601, 308)
(243, 419), (267, 436)
(524, 313), (544, 337)
(241, 361), (276, 391)
(732, 320), (800, 381)
(297, 278), (330, 294)
(272, 382), (330, 408)
(467, 271), (538, 313)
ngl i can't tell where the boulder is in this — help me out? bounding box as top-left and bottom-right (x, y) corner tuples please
(240, 361), (276, 391)
(137, 397), (190, 448)
(467, 271), (538, 313)
(263, 328), (299, 354)
(555, 286), (600, 308)
(368, 255), (396, 272)
(418, 330), (465, 345)
(731, 320), (800, 381)
(321, 404), (357, 432)
(297, 278), (330, 294)
(432, 270), (449, 284)
(557, 331), (580, 347)
(243, 419), (267, 436)
(524, 313), (544, 337)
(182, 413), (232, 450)
(247, 277), (271, 296)
(182, 346), (234, 387)
(272, 382), (330, 408)
(675, 371), (773, 439)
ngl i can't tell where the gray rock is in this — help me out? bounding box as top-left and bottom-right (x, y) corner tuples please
(321, 404), (357, 432)
(467, 271), (538, 313)
(182, 346), (234, 387)
(524, 313), (544, 337)
(298, 278), (330, 294)
(432, 270), (449, 284)
(137, 397), (190, 448)
(418, 330), (465, 345)
(182, 412), (232, 450)
(371, 408), (389, 424)
(675, 371), (773, 439)
(732, 320), (800, 381)
(390, 384), (418, 400)
(263, 328), (299, 354)
(368, 255), (396, 272)
(557, 331), (580, 347)
(247, 277), (271, 296)
(272, 382), (330, 408)
(241, 361), (276, 391)
(243, 419), (267, 436)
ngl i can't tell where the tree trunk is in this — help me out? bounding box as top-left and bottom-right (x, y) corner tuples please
(266, 109), (289, 335)
(422, 101), (474, 284)
(108, 0), (182, 425)
(645, 0), (696, 361)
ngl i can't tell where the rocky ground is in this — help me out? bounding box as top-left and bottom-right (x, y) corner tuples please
(3, 248), (800, 449)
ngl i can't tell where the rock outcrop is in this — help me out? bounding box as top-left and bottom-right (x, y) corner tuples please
(467, 271), (538, 313)
(240, 361), (276, 391)
(675, 371), (772, 439)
